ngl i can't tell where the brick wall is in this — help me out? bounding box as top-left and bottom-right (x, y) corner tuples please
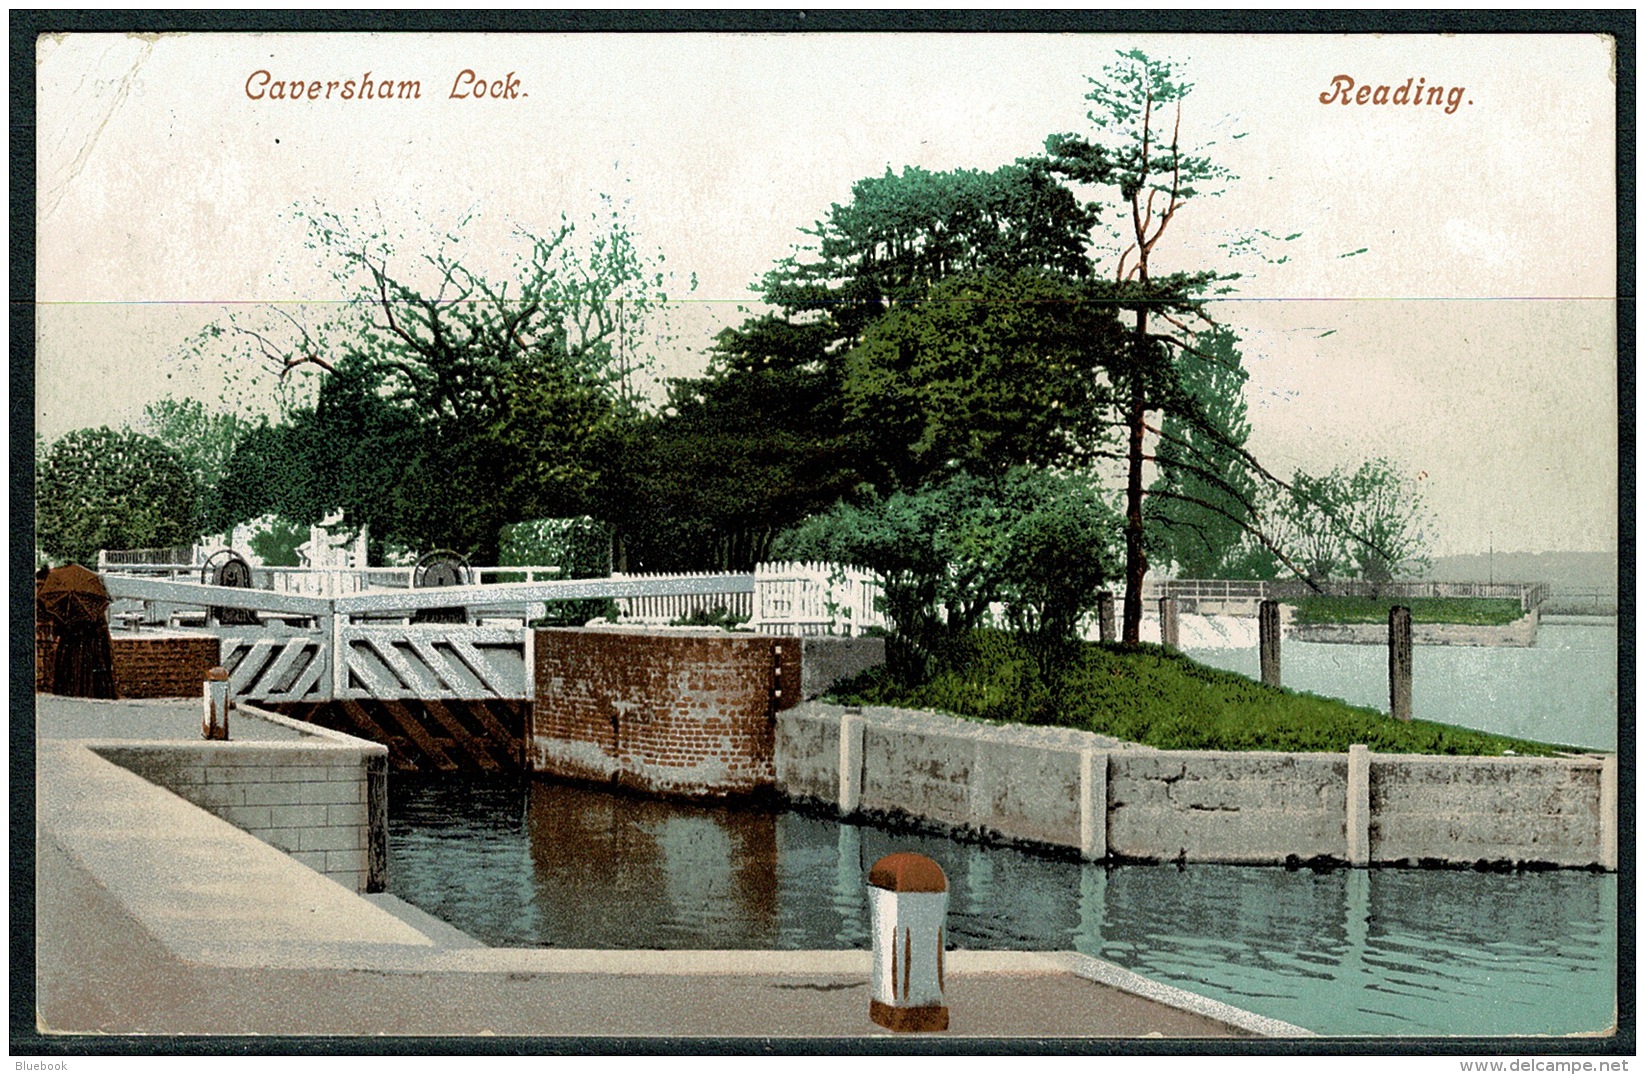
(532, 628), (801, 796)
(109, 634), (220, 698)
(93, 738), (387, 892)
(37, 626), (218, 698)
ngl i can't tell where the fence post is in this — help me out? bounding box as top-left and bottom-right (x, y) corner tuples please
(1388, 606), (1413, 722)
(1259, 600), (1282, 688)
(1097, 592), (1115, 643)
(1158, 596), (1179, 650)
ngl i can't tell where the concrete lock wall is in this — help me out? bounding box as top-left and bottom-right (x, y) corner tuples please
(92, 725), (388, 892)
(532, 627), (804, 795)
(1371, 755), (1608, 866)
(798, 635), (887, 700)
(775, 702), (1615, 869)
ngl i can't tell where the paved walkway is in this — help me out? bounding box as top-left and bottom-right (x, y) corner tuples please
(37, 694), (304, 741)
(34, 694), (1309, 1041)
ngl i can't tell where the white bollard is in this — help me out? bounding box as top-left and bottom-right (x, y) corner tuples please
(867, 852), (949, 1032)
(202, 666), (230, 740)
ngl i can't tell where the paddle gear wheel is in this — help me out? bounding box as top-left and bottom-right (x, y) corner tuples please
(201, 549), (260, 626)
(412, 550), (470, 624)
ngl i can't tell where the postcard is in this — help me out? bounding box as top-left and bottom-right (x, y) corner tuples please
(24, 20), (1624, 1054)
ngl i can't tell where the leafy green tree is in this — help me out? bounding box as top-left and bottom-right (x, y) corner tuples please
(764, 162), (1101, 343)
(195, 207), (670, 563)
(1267, 459), (1435, 585)
(1271, 471), (1350, 584)
(1144, 326), (1261, 577)
(775, 468), (1118, 681)
(994, 472), (1121, 676)
(37, 427), (199, 566)
(1044, 49), (1242, 642)
(843, 269), (1124, 490)
(1339, 458), (1434, 582)
(619, 162), (1108, 571)
(597, 316), (860, 572)
(139, 396), (255, 534)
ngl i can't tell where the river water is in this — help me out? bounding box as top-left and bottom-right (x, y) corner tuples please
(1185, 622), (1619, 751)
(388, 776), (1617, 1038)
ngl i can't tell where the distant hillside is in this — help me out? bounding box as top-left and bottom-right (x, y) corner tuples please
(1427, 551), (1618, 591)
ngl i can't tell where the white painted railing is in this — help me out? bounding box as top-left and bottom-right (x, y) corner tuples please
(612, 569), (755, 624)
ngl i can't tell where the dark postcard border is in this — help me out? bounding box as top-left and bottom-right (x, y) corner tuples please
(10, 7), (1635, 1059)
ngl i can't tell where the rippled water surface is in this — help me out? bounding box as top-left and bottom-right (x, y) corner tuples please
(390, 777), (1616, 1037)
(1186, 623), (1617, 751)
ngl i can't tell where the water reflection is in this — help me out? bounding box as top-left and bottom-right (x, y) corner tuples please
(389, 776), (1616, 1036)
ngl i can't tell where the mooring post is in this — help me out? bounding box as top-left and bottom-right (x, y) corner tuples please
(1259, 600), (1282, 688)
(202, 666), (230, 740)
(1158, 596), (1179, 650)
(1097, 591), (1116, 643)
(1388, 605), (1413, 722)
(867, 852), (949, 1032)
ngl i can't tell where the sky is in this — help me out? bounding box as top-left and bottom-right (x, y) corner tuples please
(33, 31), (1619, 557)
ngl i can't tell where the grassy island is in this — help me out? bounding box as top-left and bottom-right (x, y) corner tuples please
(1288, 596), (1525, 626)
(828, 630), (1578, 757)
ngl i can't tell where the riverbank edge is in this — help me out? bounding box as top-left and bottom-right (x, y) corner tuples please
(34, 697), (1305, 1040)
(775, 702), (1616, 871)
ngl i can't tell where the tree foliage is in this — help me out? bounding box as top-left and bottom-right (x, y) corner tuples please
(1040, 50), (1249, 641)
(597, 316), (859, 572)
(139, 396), (255, 534)
(843, 269), (1123, 490)
(197, 207), (672, 562)
(623, 162), (1113, 570)
(764, 162), (1101, 343)
(1272, 459), (1435, 584)
(774, 468), (1118, 680)
(1144, 326), (1261, 577)
(37, 427), (198, 566)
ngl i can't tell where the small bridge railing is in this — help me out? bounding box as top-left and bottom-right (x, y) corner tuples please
(1155, 579), (1550, 612)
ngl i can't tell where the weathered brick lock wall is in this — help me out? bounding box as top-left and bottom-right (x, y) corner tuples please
(110, 634), (221, 698)
(36, 622), (219, 699)
(532, 628), (803, 796)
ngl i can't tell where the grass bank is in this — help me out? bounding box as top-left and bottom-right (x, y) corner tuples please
(1288, 596), (1524, 626)
(828, 630), (1578, 757)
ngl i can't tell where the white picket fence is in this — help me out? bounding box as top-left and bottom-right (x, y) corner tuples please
(611, 561), (885, 637)
(611, 569), (755, 624)
(753, 561), (884, 637)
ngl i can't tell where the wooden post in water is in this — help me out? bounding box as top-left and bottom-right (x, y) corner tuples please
(1389, 605), (1413, 722)
(1158, 596), (1179, 650)
(1259, 600), (1282, 688)
(1097, 591), (1116, 643)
